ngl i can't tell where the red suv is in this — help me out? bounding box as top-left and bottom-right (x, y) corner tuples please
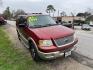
(16, 14), (78, 61)
(0, 16), (7, 25)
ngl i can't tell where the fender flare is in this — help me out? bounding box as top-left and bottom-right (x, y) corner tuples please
(28, 37), (39, 51)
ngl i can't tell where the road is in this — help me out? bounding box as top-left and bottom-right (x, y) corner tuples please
(3, 20), (93, 70)
(72, 26), (93, 68)
(75, 29), (93, 59)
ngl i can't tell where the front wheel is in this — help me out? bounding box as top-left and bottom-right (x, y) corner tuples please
(29, 41), (41, 61)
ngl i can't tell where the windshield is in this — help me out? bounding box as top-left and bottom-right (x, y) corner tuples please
(83, 24), (90, 27)
(27, 15), (57, 28)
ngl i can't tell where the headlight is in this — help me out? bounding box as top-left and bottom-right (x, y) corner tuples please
(39, 40), (53, 47)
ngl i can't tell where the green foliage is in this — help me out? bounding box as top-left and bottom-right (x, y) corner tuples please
(76, 12), (91, 18)
(14, 9), (26, 18)
(74, 20), (84, 23)
(86, 15), (93, 21)
(0, 27), (47, 70)
(76, 13), (85, 17)
(2, 7), (26, 19)
(46, 5), (56, 16)
(60, 11), (67, 16)
(2, 7), (12, 19)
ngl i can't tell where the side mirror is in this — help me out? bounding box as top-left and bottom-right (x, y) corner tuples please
(18, 23), (26, 27)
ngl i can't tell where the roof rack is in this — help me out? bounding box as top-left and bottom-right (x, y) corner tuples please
(31, 13), (42, 14)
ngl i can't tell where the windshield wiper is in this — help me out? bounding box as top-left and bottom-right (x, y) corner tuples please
(30, 24), (60, 28)
(45, 24), (60, 26)
(30, 25), (48, 28)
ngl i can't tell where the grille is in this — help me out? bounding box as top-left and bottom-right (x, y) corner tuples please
(55, 35), (74, 47)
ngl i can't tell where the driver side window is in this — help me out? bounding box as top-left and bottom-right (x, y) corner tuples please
(16, 16), (28, 28)
(18, 16), (26, 24)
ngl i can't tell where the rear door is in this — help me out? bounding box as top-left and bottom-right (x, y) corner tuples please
(17, 16), (29, 45)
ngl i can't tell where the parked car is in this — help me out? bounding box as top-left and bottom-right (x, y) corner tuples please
(56, 21), (73, 28)
(81, 24), (91, 30)
(62, 22), (72, 28)
(0, 16), (7, 25)
(16, 14), (78, 61)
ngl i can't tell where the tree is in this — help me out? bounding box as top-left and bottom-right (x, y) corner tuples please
(60, 11), (66, 16)
(3, 7), (12, 19)
(84, 12), (91, 18)
(86, 15), (93, 21)
(14, 9), (26, 18)
(76, 12), (91, 18)
(46, 5), (56, 16)
(11, 10), (15, 18)
(76, 13), (85, 17)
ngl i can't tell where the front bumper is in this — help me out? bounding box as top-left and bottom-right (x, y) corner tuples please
(37, 38), (78, 59)
(38, 46), (77, 59)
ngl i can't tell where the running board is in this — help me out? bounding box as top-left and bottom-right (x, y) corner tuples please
(20, 37), (29, 49)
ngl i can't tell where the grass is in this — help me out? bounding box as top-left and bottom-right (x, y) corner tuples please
(0, 27), (47, 70)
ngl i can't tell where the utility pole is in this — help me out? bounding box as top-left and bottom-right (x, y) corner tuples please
(58, 10), (59, 16)
(71, 12), (74, 29)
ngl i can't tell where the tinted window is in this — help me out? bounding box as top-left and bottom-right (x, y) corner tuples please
(27, 15), (56, 27)
(18, 16), (26, 24)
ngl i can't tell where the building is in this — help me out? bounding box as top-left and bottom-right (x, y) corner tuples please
(53, 16), (85, 24)
(87, 15), (93, 26)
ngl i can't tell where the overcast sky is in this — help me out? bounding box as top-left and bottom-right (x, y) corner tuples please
(0, 0), (93, 16)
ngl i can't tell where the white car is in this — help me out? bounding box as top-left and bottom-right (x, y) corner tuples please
(81, 24), (91, 30)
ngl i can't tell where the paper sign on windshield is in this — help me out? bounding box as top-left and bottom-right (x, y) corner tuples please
(28, 16), (38, 23)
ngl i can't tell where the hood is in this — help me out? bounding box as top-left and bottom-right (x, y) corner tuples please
(31, 25), (74, 39)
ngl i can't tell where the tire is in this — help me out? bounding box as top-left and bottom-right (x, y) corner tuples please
(29, 41), (41, 61)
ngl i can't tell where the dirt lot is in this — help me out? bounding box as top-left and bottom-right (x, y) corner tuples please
(3, 21), (93, 70)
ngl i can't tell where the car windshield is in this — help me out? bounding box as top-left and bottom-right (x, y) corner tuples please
(83, 24), (90, 27)
(27, 15), (57, 28)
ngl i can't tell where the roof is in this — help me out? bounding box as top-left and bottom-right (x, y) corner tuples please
(53, 16), (84, 18)
(18, 13), (42, 17)
(17, 13), (49, 19)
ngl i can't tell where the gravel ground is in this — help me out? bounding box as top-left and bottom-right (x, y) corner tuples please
(2, 21), (93, 70)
